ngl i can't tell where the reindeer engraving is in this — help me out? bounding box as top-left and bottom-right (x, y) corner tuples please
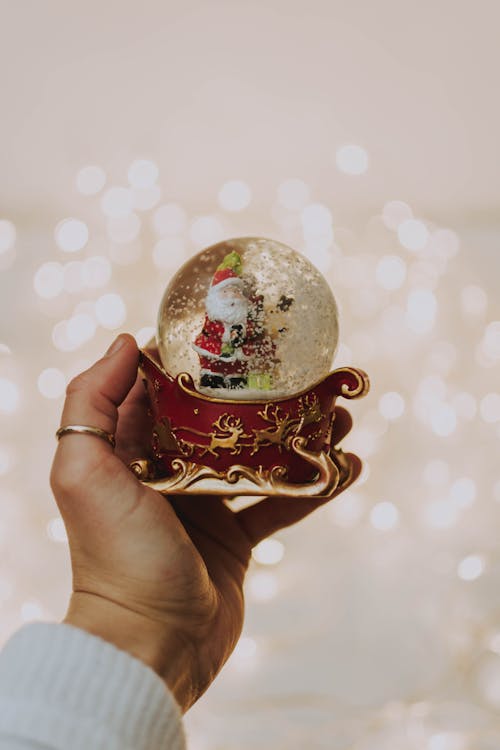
(251, 395), (324, 455)
(199, 414), (249, 457)
(174, 414), (249, 458)
(251, 404), (299, 455)
(296, 394), (322, 431)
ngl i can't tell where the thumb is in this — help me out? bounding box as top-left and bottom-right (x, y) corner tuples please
(51, 334), (139, 499)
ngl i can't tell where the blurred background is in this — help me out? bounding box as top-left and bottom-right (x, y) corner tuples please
(1, 1), (499, 748)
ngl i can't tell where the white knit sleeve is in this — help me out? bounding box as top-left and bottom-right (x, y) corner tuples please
(0, 622), (186, 750)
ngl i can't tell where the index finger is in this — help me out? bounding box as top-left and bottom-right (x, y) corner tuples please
(51, 334), (139, 497)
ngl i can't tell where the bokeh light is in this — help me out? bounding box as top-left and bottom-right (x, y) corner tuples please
(152, 236), (185, 269)
(82, 256), (112, 288)
(327, 490), (364, 527)
(252, 539), (285, 565)
(63, 261), (85, 294)
(335, 144), (369, 175)
(375, 255), (407, 290)
(449, 478), (476, 509)
(425, 500), (459, 529)
(132, 185), (161, 211)
(477, 655), (500, 709)
(52, 320), (75, 352)
(398, 219), (429, 251)
(95, 293), (127, 329)
(0, 378), (20, 413)
(0, 446), (11, 476)
(370, 501), (399, 530)
(427, 732), (466, 750)
(237, 637), (257, 657)
(33, 262), (64, 299)
(100, 187), (133, 218)
(134, 326), (156, 347)
(153, 203), (187, 235)
(432, 228), (460, 259)
(430, 404), (457, 437)
(461, 284), (487, 317)
(37, 368), (66, 399)
(382, 200), (413, 230)
(0, 220), (16, 254)
(76, 165), (106, 196)
(488, 632), (500, 655)
(189, 216), (225, 248)
(301, 203), (333, 239)
(452, 391), (477, 420)
(277, 178), (311, 210)
(480, 321), (500, 360)
(378, 391), (405, 420)
(127, 159), (159, 189)
(106, 213), (141, 244)
(457, 555), (485, 581)
(66, 313), (96, 347)
(406, 288), (437, 334)
(21, 600), (44, 623)
(247, 571), (279, 602)
(54, 219), (89, 253)
(46, 517), (68, 543)
(217, 180), (252, 212)
(423, 459), (450, 486)
(480, 392), (500, 422)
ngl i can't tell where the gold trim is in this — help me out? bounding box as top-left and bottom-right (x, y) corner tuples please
(132, 436), (344, 498)
(140, 349), (370, 404)
(330, 446), (354, 492)
(176, 368), (369, 405)
(129, 458), (155, 480)
(339, 367), (371, 398)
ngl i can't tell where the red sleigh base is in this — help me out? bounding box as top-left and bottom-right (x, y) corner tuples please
(129, 350), (370, 500)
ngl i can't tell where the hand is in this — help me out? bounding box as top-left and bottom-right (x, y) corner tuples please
(50, 334), (361, 711)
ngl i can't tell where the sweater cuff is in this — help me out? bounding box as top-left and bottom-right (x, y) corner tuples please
(0, 622), (185, 750)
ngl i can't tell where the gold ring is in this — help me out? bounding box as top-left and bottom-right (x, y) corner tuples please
(56, 425), (116, 449)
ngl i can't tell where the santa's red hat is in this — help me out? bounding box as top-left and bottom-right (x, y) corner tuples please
(210, 251), (243, 291)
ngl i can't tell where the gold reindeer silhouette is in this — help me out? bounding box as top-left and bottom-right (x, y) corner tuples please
(251, 395), (323, 455)
(199, 414), (249, 457)
(250, 404), (299, 455)
(296, 394), (323, 431)
(175, 414), (249, 458)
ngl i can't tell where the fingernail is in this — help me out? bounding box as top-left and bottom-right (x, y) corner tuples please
(105, 335), (127, 357)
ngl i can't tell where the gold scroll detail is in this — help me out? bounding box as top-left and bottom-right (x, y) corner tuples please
(339, 367), (370, 398)
(133, 437), (347, 499)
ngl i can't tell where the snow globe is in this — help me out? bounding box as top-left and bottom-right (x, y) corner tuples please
(131, 237), (369, 498)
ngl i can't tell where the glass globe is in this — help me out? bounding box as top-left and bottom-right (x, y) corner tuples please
(157, 237), (339, 399)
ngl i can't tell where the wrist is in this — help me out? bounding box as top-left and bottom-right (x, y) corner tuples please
(64, 591), (193, 710)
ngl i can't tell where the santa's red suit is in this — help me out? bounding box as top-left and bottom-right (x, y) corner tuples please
(193, 255), (276, 388)
(193, 313), (276, 387)
(193, 316), (256, 379)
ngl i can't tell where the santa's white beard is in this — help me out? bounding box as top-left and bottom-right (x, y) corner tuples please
(205, 286), (248, 325)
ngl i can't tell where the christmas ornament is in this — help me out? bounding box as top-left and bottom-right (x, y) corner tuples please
(131, 237), (369, 497)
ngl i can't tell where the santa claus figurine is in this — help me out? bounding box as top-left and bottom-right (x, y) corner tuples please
(192, 251), (276, 390)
